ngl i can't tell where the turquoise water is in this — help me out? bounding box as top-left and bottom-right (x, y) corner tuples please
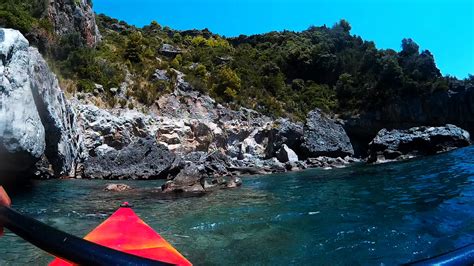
(1, 146), (474, 265)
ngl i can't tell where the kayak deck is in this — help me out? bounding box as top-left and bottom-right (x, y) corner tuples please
(50, 205), (191, 266)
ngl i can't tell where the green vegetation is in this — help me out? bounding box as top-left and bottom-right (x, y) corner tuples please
(0, 0), (50, 34)
(0, 4), (469, 119)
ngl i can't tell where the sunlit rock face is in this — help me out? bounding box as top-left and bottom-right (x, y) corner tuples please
(0, 29), (45, 173)
(47, 0), (101, 47)
(0, 28), (81, 177)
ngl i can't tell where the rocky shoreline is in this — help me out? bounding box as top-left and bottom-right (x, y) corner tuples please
(0, 28), (472, 195)
(67, 85), (363, 193)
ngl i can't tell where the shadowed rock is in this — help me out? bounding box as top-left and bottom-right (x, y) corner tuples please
(265, 118), (303, 158)
(301, 109), (354, 158)
(160, 44), (182, 57)
(344, 81), (474, 154)
(84, 137), (175, 179)
(276, 144), (299, 163)
(161, 163), (205, 193)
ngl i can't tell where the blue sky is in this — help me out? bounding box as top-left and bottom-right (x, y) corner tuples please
(94, 0), (473, 78)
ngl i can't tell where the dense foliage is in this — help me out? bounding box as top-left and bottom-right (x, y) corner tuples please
(88, 16), (451, 118)
(0, 0), (48, 32)
(1, 4), (471, 119)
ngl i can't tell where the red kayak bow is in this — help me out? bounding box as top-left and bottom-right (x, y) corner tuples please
(50, 203), (192, 266)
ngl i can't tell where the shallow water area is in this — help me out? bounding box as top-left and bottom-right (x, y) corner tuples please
(1, 146), (473, 265)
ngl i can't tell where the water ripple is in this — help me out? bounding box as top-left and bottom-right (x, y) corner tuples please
(1, 146), (474, 265)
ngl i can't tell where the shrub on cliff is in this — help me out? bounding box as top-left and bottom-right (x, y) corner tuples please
(211, 66), (241, 102)
(124, 31), (144, 63)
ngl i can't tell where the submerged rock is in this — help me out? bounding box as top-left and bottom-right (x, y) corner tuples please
(368, 124), (471, 163)
(306, 156), (356, 169)
(301, 109), (354, 158)
(104, 183), (132, 192)
(226, 176), (242, 188)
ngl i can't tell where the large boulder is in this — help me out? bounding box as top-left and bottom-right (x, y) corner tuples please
(301, 109), (354, 158)
(84, 137), (175, 179)
(0, 28), (81, 177)
(161, 159), (244, 194)
(368, 124), (471, 163)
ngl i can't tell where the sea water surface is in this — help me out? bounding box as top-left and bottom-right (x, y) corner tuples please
(1, 146), (474, 265)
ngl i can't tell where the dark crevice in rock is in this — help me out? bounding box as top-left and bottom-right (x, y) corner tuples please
(29, 79), (64, 176)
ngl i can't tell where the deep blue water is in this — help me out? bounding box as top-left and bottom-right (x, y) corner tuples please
(1, 146), (473, 265)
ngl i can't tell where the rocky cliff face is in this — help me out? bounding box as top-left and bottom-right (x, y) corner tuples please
(0, 28), (81, 178)
(47, 0), (101, 47)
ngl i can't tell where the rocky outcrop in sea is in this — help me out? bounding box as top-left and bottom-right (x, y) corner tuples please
(344, 82), (474, 154)
(368, 125), (471, 163)
(301, 109), (354, 158)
